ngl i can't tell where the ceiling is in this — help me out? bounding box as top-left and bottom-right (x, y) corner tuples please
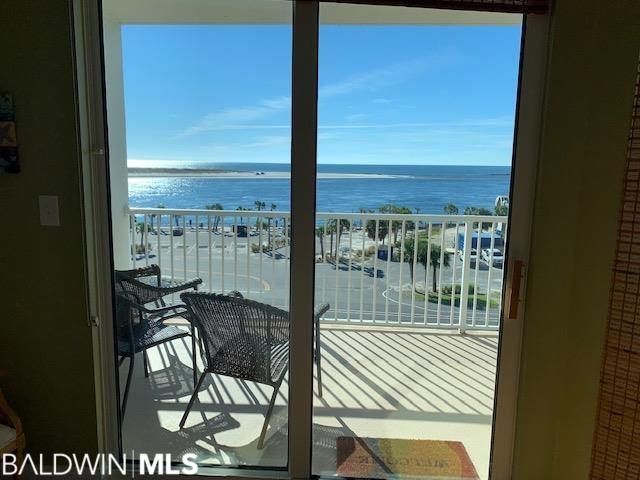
(103, 0), (522, 26)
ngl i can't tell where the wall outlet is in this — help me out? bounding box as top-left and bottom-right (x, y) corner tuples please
(39, 195), (60, 226)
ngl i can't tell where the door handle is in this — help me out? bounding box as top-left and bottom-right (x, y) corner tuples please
(508, 260), (524, 319)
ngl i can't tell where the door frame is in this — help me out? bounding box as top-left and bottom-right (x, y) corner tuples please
(72, 1), (549, 477)
(489, 12), (550, 480)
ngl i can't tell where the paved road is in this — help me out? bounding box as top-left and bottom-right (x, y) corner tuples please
(135, 227), (504, 328)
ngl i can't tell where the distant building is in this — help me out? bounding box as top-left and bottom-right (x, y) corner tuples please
(495, 195), (509, 208)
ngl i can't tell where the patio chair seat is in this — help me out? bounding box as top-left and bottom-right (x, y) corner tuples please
(207, 337), (289, 384)
(115, 290), (198, 421)
(0, 424), (16, 449)
(118, 324), (189, 357)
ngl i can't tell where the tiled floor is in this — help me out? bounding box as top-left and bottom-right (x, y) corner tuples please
(120, 323), (498, 478)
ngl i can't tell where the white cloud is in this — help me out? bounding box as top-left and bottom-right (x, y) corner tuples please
(178, 55), (451, 137)
(260, 96), (292, 110)
(319, 59), (429, 98)
(373, 98), (391, 104)
(345, 113), (369, 122)
(317, 132), (338, 141)
(178, 96), (291, 138)
(317, 117), (514, 130)
(244, 135), (291, 148)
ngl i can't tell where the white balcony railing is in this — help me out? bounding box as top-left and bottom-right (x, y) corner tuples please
(128, 208), (508, 331)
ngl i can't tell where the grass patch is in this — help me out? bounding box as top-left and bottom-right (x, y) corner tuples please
(409, 290), (500, 310)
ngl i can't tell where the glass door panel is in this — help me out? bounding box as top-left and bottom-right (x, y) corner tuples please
(102, 0), (292, 469)
(312, 3), (522, 478)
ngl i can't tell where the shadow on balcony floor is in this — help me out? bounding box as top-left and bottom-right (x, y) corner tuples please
(119, 325), (498, 478)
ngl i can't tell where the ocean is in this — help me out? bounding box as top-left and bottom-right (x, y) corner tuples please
(128, 162), (511, 214)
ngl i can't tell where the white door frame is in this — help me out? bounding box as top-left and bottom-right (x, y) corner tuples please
(73, 1), (549, 477)
(72, 0), (121, 456)
(490, 12), (550, 480)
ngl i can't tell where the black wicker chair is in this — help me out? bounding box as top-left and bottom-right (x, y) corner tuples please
(115, 291), (191, 419)
(115, 264), (203, 384)
(115, 264), (202, 307)
(178, 291), (329, 448)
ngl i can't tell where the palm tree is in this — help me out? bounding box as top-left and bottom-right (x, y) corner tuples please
(251, 201), (266, 231)
(443, 203), (459, 215)
(335, 219), (350, 258)
(464, 206), (493, 230)
(267, 203), (277, 246)
(365, 218), (389, 245)
(205, 203), (224, 231)
(429, 245), (451, 293)
(153, 204), (165, 233)
(135, 221), (148, 252)
(405, 240), (451, 293)
(357, 207), (368, 229)
(404, 238), (415, 282)
(326, 221), (337, 259)
(236, 206), (249, 225)
(315, 226), (326, 260)
(379, 204), (413, 244)
(443, 203), (458, 227)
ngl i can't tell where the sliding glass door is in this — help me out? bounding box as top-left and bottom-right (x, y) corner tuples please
(80, 0), (541, 477)
(102, 0), (293, 470)
(311, 4), (522, 479)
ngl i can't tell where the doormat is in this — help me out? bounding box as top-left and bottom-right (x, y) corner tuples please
(336, 437), (479, 479)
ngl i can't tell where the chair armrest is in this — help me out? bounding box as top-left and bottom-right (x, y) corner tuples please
(0, 384), (23, 436)
(118, 293), (187, 328)
(116, 264), (161, 284)
(155, 278), (203, 295)
(131, 302), (188, 317)
(314, 303), (330, 321)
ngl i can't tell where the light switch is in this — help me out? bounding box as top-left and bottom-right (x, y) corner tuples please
(39, 195), (60, 226)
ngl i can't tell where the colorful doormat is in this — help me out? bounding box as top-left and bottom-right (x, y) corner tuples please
(336, 437), (479, 479)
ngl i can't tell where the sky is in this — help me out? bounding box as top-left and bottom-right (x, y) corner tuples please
(122, 21), (522, 166)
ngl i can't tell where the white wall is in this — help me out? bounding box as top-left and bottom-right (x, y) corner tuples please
(103, 20), (131, 269)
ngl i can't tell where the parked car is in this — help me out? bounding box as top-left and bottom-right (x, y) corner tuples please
(481, 248), (504, 267)
(458, 248), (478, 266)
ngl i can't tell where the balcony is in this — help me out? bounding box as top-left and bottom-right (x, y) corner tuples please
(122, 207), (507, 478)
(128, 208), (507, 332)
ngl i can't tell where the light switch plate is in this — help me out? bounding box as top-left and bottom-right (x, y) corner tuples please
(39, 195), (60, 226)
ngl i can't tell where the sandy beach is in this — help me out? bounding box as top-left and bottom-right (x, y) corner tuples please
(128, 168), (407, 179)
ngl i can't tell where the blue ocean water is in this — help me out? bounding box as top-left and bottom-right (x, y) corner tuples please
(128, 163), (511, 214)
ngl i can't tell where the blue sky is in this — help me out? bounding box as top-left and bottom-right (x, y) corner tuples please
(122, 22), (522, 166)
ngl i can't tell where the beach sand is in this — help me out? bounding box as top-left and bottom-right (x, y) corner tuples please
(128, 169), (405, 180)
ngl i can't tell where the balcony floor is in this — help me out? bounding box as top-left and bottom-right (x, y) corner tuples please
(120, 322), (498, 479)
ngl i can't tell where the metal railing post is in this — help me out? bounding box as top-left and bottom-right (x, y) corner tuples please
(458, 221), (474, 333)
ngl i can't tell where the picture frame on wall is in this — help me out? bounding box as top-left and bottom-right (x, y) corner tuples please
(0, 93), (20, 174)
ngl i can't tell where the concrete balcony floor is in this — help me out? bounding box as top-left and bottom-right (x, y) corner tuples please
(120, 323), (498, 479)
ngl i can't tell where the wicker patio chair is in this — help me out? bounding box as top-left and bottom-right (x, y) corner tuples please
(115, 264), (202, 384)
(116, 264), (161, 286)
(178, 291), (329, 449)
(0, 370), (25, 466)
(116, 291), (192, 419)
(115, 264), (202, 307)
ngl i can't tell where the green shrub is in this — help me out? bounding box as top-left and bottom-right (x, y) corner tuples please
(441, 284), (475, 295)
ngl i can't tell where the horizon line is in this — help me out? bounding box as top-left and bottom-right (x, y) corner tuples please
(127, 159), (512, 167)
